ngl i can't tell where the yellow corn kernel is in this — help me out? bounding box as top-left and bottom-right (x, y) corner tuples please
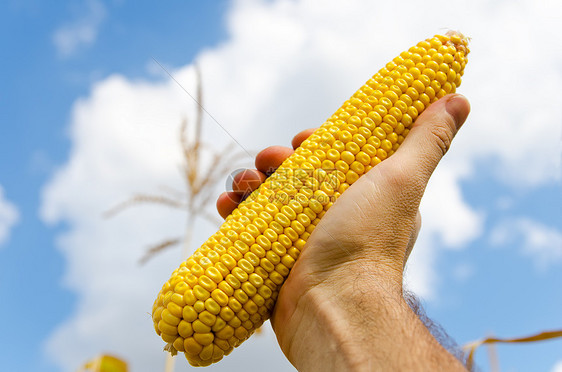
(199, 311), (217, 327)
(184, 337), (203, 356)
(194, 333), (214, 346)
(152, 31), (470, 366)
(161, 309), (181, 326)
(192, 320), (211, 334)
(178, 320), (193, 338)
(173, 336), (185, 352)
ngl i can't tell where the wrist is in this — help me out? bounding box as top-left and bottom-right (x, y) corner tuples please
(273, 264), (467, 372)
(274, 265), (405, 371)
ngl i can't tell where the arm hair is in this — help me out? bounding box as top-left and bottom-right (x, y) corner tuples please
(403, 289), (476, 371)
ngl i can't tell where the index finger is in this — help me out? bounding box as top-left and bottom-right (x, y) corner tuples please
(291, 128), (316, 149)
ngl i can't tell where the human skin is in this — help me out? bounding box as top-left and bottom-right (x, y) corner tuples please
(216, 94), (471, 371)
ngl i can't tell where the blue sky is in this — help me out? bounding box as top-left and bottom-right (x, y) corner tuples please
(1, 1), (561, 372)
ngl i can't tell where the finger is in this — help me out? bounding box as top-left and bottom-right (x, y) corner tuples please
(255, 146), (295, 175)
(232, 169), (267, 195)
(291, 128), (317, 149)
(216, 191), (243, 219)
(391, 94), (470, 186)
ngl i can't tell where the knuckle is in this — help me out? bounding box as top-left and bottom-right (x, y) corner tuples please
(428, 120), (455, 157)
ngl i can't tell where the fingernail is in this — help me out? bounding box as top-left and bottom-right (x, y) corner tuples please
(445, 94), (470, 130)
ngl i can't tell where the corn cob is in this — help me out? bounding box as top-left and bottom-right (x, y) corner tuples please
(152, 31), (470, 366)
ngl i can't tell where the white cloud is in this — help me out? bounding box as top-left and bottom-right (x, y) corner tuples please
(52, 0), (106, 58)
(42, 0), (562, 370)
(552, 360), (562, 372)
(449, 0), (562, 187)
(491, 217), (562, 270)
(0, 185), (19, 247)
(40, 66), (291, 371)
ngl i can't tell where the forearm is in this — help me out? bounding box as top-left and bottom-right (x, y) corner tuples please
(275, 265), (467, 372)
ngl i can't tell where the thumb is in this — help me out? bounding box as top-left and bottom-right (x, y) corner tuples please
(390, 94), (470, 187)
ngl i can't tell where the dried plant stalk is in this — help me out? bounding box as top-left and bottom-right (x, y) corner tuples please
(464, 329), (562, 370)
(104, 64), (247, 264)
(138, 239), (181, 265)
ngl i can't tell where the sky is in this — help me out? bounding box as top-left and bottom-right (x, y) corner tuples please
(1, 0), (561, 371)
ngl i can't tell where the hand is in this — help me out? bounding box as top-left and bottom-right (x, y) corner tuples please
(217, 94), (471, 371)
